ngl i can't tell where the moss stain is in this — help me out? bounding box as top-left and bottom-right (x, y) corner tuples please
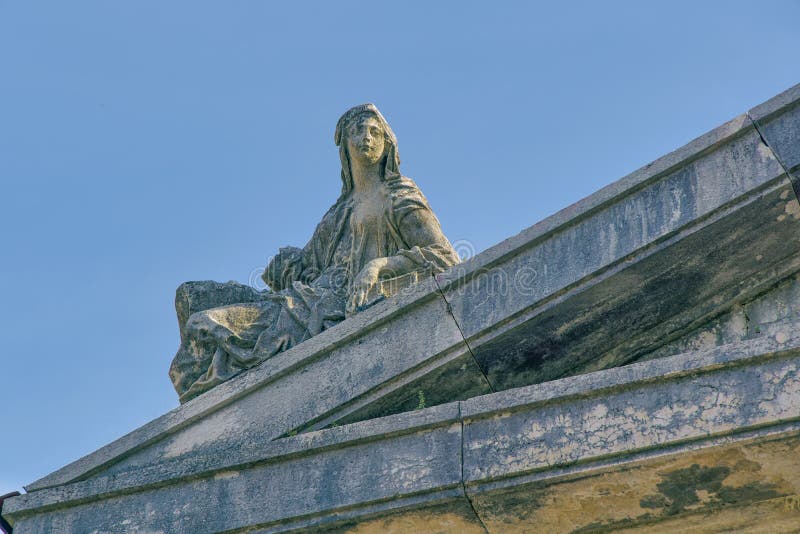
(639, 463), (782, 516)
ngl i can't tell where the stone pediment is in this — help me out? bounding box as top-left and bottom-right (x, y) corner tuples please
(8, 331), (800, 532)
(4, 82), (800, 532)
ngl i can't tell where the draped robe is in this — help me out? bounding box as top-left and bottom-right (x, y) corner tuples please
(169, 174), (460, 403)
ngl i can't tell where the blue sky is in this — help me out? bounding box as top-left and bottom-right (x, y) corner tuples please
(0, 1), (797, 495)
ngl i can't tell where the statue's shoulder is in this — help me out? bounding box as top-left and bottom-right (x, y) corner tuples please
(385, 174), (430, 207)
(394, 174), (421, 188)
(309, 194), (350, 242)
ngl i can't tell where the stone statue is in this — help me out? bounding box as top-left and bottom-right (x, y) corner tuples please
(169, 104), (461, 403)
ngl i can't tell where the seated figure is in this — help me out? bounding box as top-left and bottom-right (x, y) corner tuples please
(169, 104), (461, 403)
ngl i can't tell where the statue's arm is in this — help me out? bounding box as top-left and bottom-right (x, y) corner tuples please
(375, 208), (459, 278)
(347, 205), (459, 313)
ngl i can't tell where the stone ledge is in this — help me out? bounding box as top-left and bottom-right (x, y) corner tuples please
(460, 324), (798, 419)
(5, 325), (800, 532)
(749, 81), (800, 125)
(23, 278), (468, 492)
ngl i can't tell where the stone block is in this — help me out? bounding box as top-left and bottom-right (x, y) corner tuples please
(462, 345), (800, 483)
(442, 114), (797, 391)
(77, 287), (471, 483)
(750, 82), (800, 175)
(6, 405), (466, 533)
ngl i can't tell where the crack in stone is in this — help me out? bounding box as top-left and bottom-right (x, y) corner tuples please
(457, 403), (490, 533)
(431, 273), (496, 394)
(747, 112), (800, 206)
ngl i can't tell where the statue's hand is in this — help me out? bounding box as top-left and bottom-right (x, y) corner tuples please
(347, 260), (383, 315)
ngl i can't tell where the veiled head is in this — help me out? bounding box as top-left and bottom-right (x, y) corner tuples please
(334, 103), (401, 194)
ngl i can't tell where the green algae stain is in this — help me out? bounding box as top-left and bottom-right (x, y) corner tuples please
(639, 463), (782, 516)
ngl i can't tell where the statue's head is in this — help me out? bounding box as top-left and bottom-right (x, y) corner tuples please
(334, 103), (401, 195)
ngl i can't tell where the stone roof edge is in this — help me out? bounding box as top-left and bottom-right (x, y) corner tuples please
(9, 325), (800, 517)
(440, 81), (800, 290)
(749, 82), (800, 123)
(23, 80), (800, 494)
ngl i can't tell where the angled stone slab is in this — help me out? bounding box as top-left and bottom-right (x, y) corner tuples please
(24, 281), (486, 491)
(750, 82), (800, 200)
(353, 83), (800, 411)
(5, 320), (800, 532)
(5, 405), (474, 533)
(749, 82), (800, 171)
(440, 89), (800, 391)
(632, 269), (800, 363)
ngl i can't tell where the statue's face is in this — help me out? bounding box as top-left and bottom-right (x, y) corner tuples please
(346, 116), (385, 165)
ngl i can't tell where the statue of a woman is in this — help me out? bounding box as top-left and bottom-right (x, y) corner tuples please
(169, 104), (461, 403)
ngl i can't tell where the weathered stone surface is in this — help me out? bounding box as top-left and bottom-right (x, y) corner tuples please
(335, 351), (489, 427)
(462, 335), (800, 482)
(487, 184), (799, 385)
(469, 434), (800, 533)
(6, 404), (467, 533)
(441, 117), (796, 391)
(750, 82), (800, 177)
(315, 499), (487, 534)
(6, 326), (800, 532)
(641, 273), (800, 361)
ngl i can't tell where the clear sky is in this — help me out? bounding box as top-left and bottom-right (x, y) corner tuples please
(0, 1), (797, 495)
